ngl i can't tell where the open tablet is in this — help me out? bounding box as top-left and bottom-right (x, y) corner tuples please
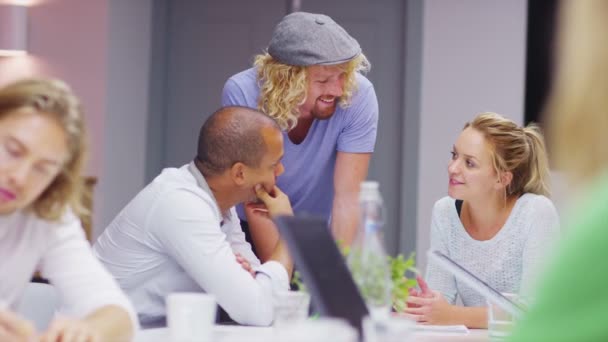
(427, 250), (526, 318)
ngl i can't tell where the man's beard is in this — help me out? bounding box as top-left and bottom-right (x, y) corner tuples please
(311, 98), (339, 120)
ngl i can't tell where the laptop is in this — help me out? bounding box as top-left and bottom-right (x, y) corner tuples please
(427, 250), (526, 318)
(273, 215), (369, 334)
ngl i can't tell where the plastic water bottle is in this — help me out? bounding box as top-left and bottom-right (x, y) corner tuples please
(347, 181), (392, 318)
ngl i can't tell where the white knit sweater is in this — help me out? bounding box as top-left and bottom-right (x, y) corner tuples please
(425, 194), (560, 306)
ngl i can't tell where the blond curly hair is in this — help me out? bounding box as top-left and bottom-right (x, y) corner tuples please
(254, 52), (370, 130)
(0, 78), (88, 221)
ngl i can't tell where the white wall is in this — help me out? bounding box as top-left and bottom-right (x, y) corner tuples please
(0, 0), (108, 175)
(416, 0), (528, 272)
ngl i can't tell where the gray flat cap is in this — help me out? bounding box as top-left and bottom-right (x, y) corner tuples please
(268, 12), (361, 66)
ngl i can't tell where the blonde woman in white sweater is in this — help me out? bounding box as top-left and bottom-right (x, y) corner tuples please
(404, 113), (560, 328)
(0, 79), (136, 341)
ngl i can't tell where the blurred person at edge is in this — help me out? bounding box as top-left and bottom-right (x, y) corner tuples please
(510, 1), (608, 340)
(0, 78), (136, 342)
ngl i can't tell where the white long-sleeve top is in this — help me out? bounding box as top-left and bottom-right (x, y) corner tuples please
(93, 162), (289, 327)
(0, 209), (137, 326)
(425, 194), (560, 306)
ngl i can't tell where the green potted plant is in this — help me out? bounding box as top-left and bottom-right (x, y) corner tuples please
(289, 245), (418, 317)
(342, 242), (417, 313)
(388, 253), (418, 312)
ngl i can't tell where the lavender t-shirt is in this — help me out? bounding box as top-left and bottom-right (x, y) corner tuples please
(221, 68), (378, 220)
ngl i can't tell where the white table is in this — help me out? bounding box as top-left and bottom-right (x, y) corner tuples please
(135, 325), (489, 341)
(135, 326), (270, 342)
(414, 328), (488, 342)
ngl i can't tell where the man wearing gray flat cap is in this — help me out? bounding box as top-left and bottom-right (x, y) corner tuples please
(222, 11), (378, 261)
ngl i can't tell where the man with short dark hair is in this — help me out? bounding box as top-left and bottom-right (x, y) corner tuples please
(94, 106), (293, 327)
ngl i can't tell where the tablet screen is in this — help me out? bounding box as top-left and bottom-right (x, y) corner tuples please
(427, 250), (526, 318)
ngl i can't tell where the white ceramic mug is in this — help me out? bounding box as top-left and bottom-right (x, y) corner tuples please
(167, 292), (217, 342)
(272, 290), (310, 327)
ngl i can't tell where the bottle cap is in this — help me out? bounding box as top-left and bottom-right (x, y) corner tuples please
(360, 181), (379, 191)
(360, 181), (382, 202)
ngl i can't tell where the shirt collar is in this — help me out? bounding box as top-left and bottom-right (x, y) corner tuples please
(187, 161), (230, 222)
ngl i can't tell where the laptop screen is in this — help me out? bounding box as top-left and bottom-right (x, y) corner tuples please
(274, 215), (369, 333)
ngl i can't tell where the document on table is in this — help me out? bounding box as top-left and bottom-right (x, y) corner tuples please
(414, 324), (469, 334)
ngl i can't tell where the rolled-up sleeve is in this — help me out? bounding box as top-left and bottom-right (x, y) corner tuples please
(336, 80), (378, 153)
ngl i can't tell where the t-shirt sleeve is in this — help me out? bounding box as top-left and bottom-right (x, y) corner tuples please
(425, 201), (459, 304)
(221, 77), (249, 107)
(148, 189), (288, 326)
(336, 80), (379, 153)
(39, 212), (138, 328)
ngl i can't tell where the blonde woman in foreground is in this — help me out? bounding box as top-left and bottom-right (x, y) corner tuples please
(405, 112), (560, 328)
(0, 79), (136, 341)
(510, 1), (608, 340)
